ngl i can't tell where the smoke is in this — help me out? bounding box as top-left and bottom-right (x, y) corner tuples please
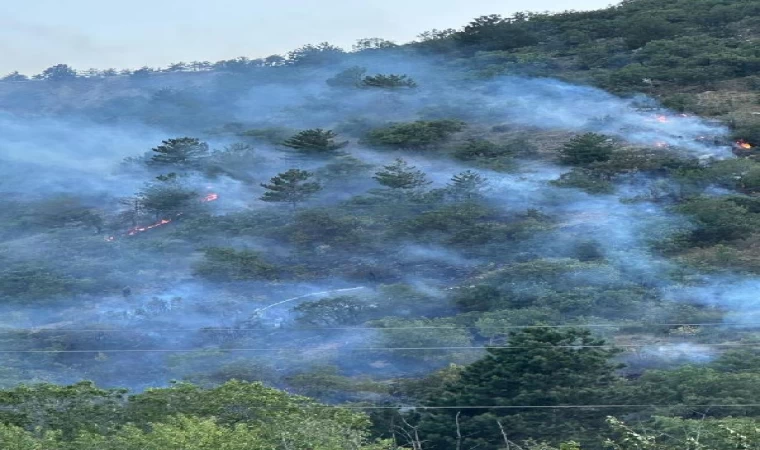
(0, 49), (748, 393)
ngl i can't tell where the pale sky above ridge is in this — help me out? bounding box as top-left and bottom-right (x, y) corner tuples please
(1, 0), (615, 75)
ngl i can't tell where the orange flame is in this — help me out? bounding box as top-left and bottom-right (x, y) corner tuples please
(737, 140), (752, 150)
(656, 115), (669, 123)
(127, 218), (173, 236)
(654, 141), (669, 148)
(106, 190), (217, 243)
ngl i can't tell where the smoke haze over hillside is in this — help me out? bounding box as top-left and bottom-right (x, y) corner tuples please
(0, 46), (752, 394)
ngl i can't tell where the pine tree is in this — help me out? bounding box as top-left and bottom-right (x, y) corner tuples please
(326, 66), (367, 88)
(372, 158), (431, 192)
(149, 137), (210, 168)
(1, 71), (29, 82)
(260, 169), (322, 209)
(417, 328), (624, 449)
(282, 129), (348, 154)
(361, 73), (417, 89)
(558, 133), (614, 166)
(447, 170), (487, 200)
(138, 180), (198, 220)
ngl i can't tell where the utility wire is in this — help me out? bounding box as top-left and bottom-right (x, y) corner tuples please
(7, 322), (760, 333)
(2, 343), (759, 353)
(89, 404), (760, 410)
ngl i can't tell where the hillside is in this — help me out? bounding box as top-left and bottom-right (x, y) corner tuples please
(1, 0), (760, 449)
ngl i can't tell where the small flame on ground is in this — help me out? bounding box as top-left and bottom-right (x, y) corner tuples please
(656, 115), (669, 123)
(127, 218), (173, 236)
(202, 193), (219, 202)
(737, 140), (752, 150)
(654, 141), (669, 148)
(106, 192), (217, 242)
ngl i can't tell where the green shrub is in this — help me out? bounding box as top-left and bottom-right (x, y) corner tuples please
(361, 120), (465, 149)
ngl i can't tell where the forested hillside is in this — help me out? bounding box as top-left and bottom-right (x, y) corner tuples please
(1, 0), (760, 448)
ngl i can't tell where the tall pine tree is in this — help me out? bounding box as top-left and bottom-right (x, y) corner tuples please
(372, 158), (431, 197)
(149, 137), (210, 169)
(282, 129), (348, 154)
(417, 328), (624, 449)
(260, 169), (322, 209)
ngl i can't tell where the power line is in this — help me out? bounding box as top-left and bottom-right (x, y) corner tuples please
(1, 343), (759, 353)
(120, 404), (760, 410)
(8, 322), (760, 333)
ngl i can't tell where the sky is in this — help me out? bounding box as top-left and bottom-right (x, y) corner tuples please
(1, 0), (616, 75)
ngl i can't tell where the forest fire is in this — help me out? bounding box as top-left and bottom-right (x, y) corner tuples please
(737, 140), (752, 150)
(654, 141), (669, 148)
(656, 115), (669, 123)
(105, 191), (218, 241)
(126, 218), (173, 236)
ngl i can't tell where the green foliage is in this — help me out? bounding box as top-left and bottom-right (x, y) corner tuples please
(282, 129), (348, 153)
(0, 381), (128, 439)
(287, 42), (345, 66)
(458, 259), (647, 319)
(446, 170), (487, 201)
(0, 381), (389, 450)
(204, 143), (261, 181)
(675, 197), (760, 245)
(362, 120), (466, 149)
(475, 308), (563, 340)
(238, 127), (293, 144)
(326, 66), (367, 88)
(417, 328), (624, 448)
(352, 38), (398, 51)
(137, 180), (199, 219)
(285, 365), (388, 400)
(372, 158), (431, 193)
(293, 296), (372, 326)
(395, 202), (506, 246)
(371, 317), (474, 360)
(148, 138), (210, 169)
(455, 14), (539, 52)
(316, 156), (374, 180)
(453, 138), (512, 161)
(24, 196), (104, 233)
(621, 15), (680, 50)
(551, 168), (615, 194)
(1, 71), (29, 82)
(558, 133), (614, 166)
(0, 262), (82, 301)
(35, 64), (77, 81)
(286, 209), (363, 250)
(605, 416), (760, 450)
(451, 285), (503, 312)
(660, 93), (698, 113)
(361, 74), (417, 89)
(592, 148), (699, 177)
(630, 365), (760, 418)
(193, 248), (278, 281)
(259, 169), (322, 208)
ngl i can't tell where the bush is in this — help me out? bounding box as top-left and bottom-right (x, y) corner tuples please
(281, 129), (348, 154)
(361, 120), (466, 149)
(551, 168), (615, 194)
(193, 248), (279, 281)
(558, 133), (614, 166)
(453, 138), (510, 160)
(675, 197), (760, 245)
